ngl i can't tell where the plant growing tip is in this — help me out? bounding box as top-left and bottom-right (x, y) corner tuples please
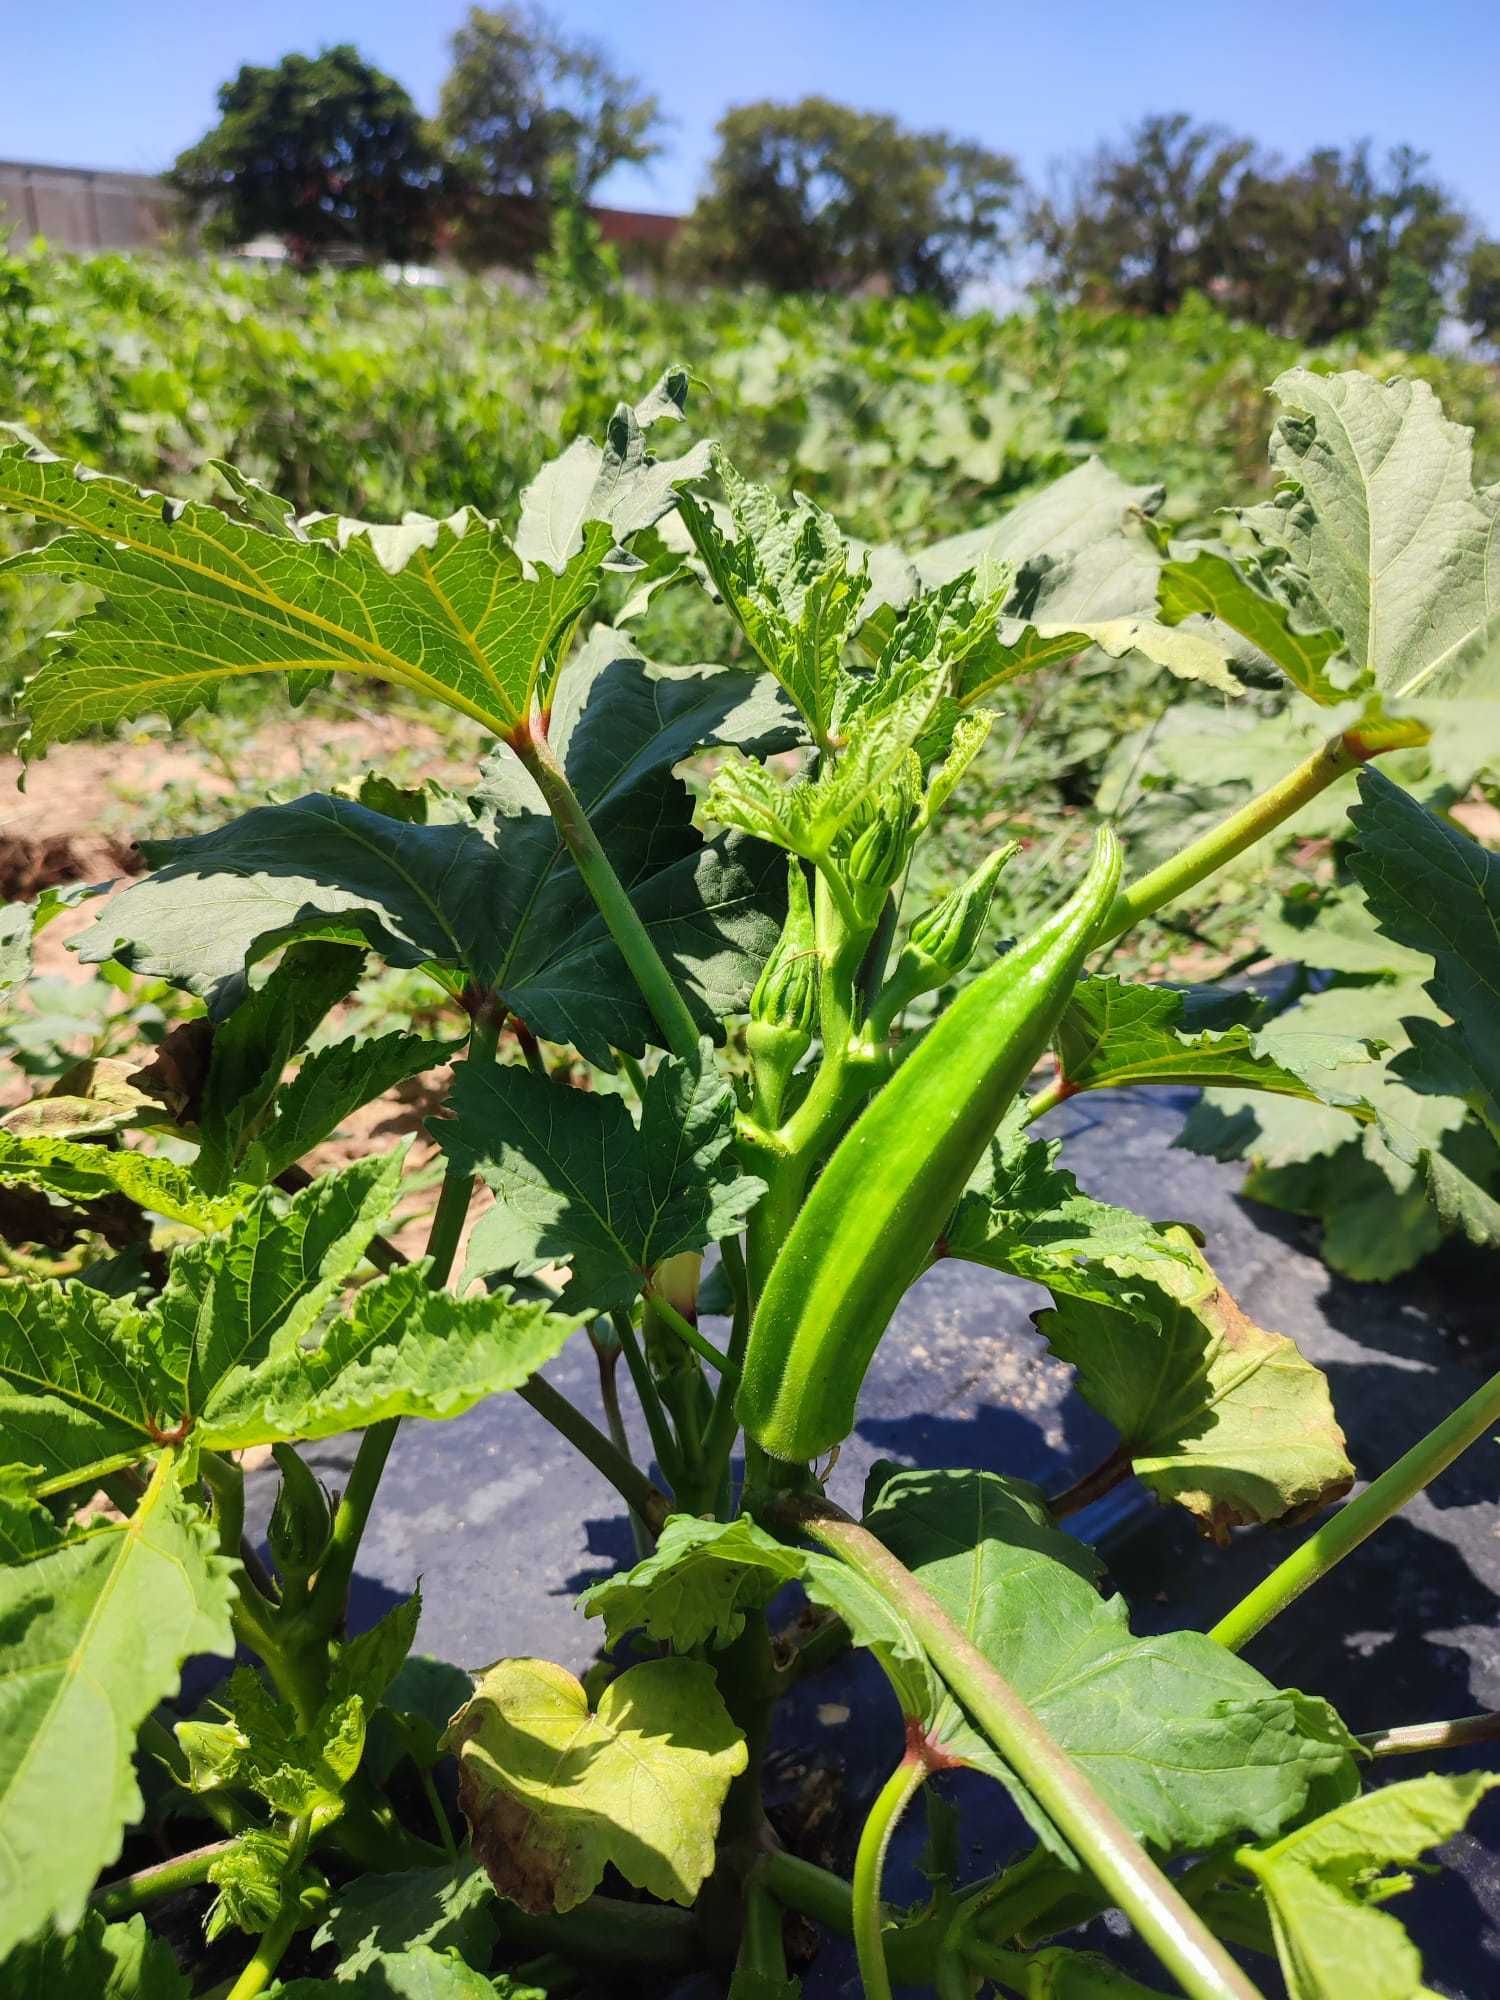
(738, 828), (1122, 1463)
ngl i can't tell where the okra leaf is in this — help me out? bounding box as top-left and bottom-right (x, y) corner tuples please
(676, 455), (871, 743)
(1034, 1231), (1353, 1537)
(196, 1262), (584, 1448)
(316, 1858), (498, 1978)
(1350, 767), (1500, 1113)
(942, 1124), (1196, 1284)
(1240, 1772), (1500, 2000)
(1052, 975), (1380, 1105)
(330, 1588), (423, 1710)
(583, 1513), (805, 1650)
(246, 1030), (461, 1186)
(515, 366), (712, 569)
(276, 1945), (522, 1996)
(0, 430), (615, 749)
(0, 1450), (238, 1957)
(446, 1044), (764, 1311)
(444, 1656), (748, 1913)
(0, 1129), (242, 1230)
(913, 459), (1163, 590)
(2, 1052), (178, 1140)
(0, 1154), (401, 1486)
(193, 939), (365, 1193)
(1239, 371), (1500, 717)
(0, 1909), (191, 1998)
(1157, 546), (1351, 703)
(858, 1464), (1357, 1858)
(81, 641), (787, 1061)
(176, 1665), (366, 1817)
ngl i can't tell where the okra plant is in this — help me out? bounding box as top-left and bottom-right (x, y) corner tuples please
(0, 364), (1497, 2000)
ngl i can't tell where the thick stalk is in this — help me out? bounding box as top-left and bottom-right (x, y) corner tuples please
(511, 716), (701, 1061)
(1211, 1362), (1500, 1653)
(781, 1497), (1263, 2000)
(1357, 1712), (1500, 1759)
(90, 1838), (234, 1917)
(853, 1752), (931, 2000)
(1101, 730), (1369, 946)
(699, 1238), (753, 1509)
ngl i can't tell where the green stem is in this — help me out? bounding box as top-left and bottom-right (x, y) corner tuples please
(647, 1287), (738, 1378)
(225, 1901), (300, 2000)
(1021, 1071), (1073, 1126)
(739, 1872), (789, 1980)
(594, 1332), (651, 1560)
(760, 1847), (856, 1933)
(699, 1239), (753, 1508)
(517, 1375), (670, 1534)
(781, 1497), (1263, 2000)
(1101, 730), (1367, 946)
(511, 717), (701, 1061)
(1210, 1362), (1500, 1653)
(610, 1306), (681, 1489)
(1357, 1712), (1500, 1759)
(853, 1752), (931, 2000)
(90, 1837), (234, 1917)
(425, 1004), (502, 1288)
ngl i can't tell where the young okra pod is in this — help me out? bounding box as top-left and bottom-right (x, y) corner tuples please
(737, 828), (1122, 1462)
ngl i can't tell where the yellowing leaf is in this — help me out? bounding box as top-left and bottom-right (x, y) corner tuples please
(445, 1656), (747, 1913)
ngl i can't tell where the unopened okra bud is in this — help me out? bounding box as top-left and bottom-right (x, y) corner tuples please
(874, 842), (1018, 1030)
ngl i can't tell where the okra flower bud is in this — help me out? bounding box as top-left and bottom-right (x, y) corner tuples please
(874, 842), (1018, 1030)
(747, 860), (818, 1122)
(267, 1441), (335, 1581)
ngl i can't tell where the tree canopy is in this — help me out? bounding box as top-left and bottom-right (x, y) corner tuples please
(674, 98), (1020, 305)
(1033, 116), (1469, 347)
(437, 4), (662, 266)
(169, 46), (443, 268)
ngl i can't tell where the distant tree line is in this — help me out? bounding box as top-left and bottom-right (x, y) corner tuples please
(166, 9), (1500, 347)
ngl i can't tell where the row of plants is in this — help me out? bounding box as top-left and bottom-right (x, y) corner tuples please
(0, 356), (1496, 1995)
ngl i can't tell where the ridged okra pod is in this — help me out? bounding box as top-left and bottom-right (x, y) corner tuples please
(738, 829), (1122, 1461)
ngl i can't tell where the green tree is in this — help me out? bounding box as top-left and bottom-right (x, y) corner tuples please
(1461, 238), (1500, 345)
(675, 98), (1019, 304)
(169, 46), (443, 268)
(1225, 143), (1464, 343)
(1030, 113), (1255, 316)
(437, 4), (662, 268)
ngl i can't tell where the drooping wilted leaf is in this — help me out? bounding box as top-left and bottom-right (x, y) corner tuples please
(1157, 546), (1349, 703)
(446, 1044), (763, 1309)
(0, 429), (614, 748)
(1053, 975), (1380, 1104)
(1035, 1232), (1353, 1536)
(1241, 371), (1500, 721)
(941, 1123), (1195, 1284)
(444, 1656), (747, 1913)
(0, 1451), (237, 1957)
(1240, 1772), (1500, 2000)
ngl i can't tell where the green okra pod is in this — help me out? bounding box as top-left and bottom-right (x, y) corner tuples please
(738, 829), (1122, 1461)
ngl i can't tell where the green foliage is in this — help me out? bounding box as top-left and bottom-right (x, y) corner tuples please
(0, 351), (1494, 1999)
(675, 97), (1020, 305)
(168, 46), (444, 267)
(443, 1656), (747, 1912)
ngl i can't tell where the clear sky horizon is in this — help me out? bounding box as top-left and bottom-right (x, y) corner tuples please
(5, 0), (1498, 234)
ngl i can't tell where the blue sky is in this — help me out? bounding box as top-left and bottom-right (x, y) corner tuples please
(6, 0), (1498, 232)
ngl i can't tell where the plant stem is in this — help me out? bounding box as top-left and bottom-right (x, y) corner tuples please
(511, 716), (701, 1061)
(1356, 1712), (1500, 1759)
(1050, 1444), (1133, 1520)
(425, 1004), (502, 1288)
(517, 1375), (670, 1534)
(852, 1753), (930, 2000)
(1021, 1070), (1073, 1126)
(225, 1902), (301, 2000)
(647, 1287), (738, 1378)
(594, 1331), (650, 1559)
(1210, 1362), (1500, 1653)
(739, 1873), (789, 1980)
(90, 1837), (234, 1917)
(1101, 730), (1367, 946)
(780, 1496), (1264, 2000)
(610, 1306), (681, 1489)
(760, 1847), (856, 1933)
